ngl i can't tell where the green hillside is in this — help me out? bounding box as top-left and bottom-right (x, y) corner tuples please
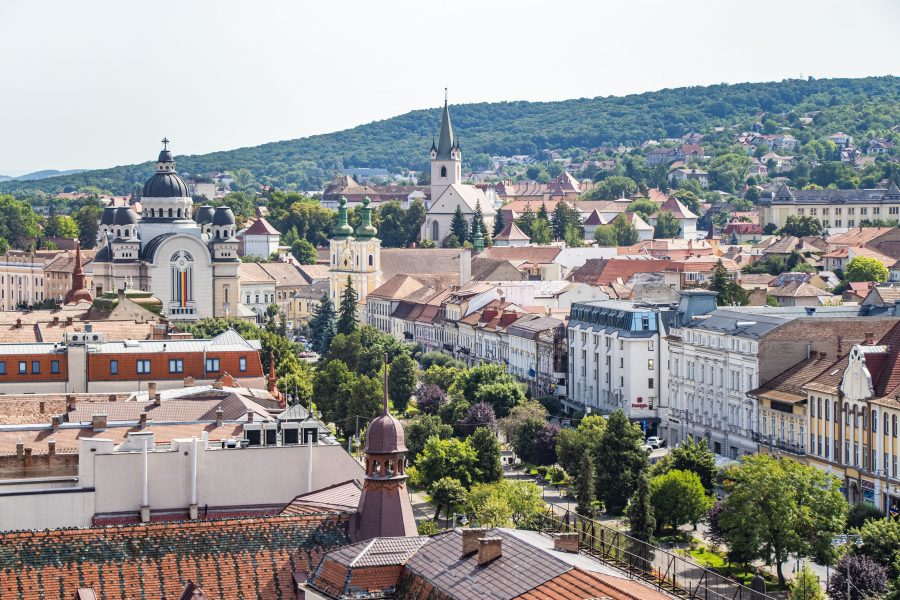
(3, 76), (899, 195)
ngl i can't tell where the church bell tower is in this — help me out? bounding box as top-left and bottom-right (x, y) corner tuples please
(430, 88), (461, 201)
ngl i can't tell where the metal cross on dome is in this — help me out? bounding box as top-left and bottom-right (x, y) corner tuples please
(161, 137), (170, 150)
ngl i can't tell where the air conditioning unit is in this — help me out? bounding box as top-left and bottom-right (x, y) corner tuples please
(63, 332), (105, 345)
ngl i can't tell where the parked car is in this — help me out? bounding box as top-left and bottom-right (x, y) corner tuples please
(641, 444), (653, 453)
(645, 436), (664, 449)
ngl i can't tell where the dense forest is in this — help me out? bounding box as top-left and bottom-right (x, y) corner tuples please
(2, 76), (898, 195)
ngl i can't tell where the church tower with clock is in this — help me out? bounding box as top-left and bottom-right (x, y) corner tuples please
(328, 196), (383, 304)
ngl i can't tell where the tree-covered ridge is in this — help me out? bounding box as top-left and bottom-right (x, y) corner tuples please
(3, 76), (898, 195)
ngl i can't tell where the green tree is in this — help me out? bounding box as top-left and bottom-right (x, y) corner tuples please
(530, 217), (552, 244)
(467, 480), (544, 528)
(512, 417), (544, 464)
(627, 470), (656, 541)
(649, 469), (712, 532)
(575, 452), (596, 517)
(388, 352), (417, 413)
(653, 211), (682, 239)
(516, 203), (535, 237)
(651, 436), (717, 493)
(469, 427), (503, 483)
(556, 415), (607, 474)
(450, 205), (469, 243)
(290, 238), (317, 264)
(452, 364), (523, 417)
(498, 399), (548, 441)
(551, 202), (568, 240)
(430, 477), (468, 525)
(845, 256), (889, 282)
(73, 203), (103, 249)
(593, 224), (618, 246)
(312, 359), (353, 425)
(406, 415), (453, 465)
(588, 176), (638, 200)
(564, 223), (584, 248)
(336, 277), (358, 335)
(778, 214), (824, 237)
(708, 153), (751, 193)
(417, 437), (478, 489)
(858, 518), (900, 578)
(789, 564), (825, 600)
(626, 199), (658, 220)
(718, 455), (848, 586)
(44, 215), (79, 239)
(612, 215), (640, 246)
(710, 259), (748, 306)
(309, 293), (337, 355)
(594, 411), (648, 514)
(492, 208), (506, 236)
(345, 372), (384, 425)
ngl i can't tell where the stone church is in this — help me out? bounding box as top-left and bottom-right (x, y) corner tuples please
(422, 94), (496, 243)
(92, 141), (242, 320)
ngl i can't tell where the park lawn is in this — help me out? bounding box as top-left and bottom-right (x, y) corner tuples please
(686, 547), (785, 591)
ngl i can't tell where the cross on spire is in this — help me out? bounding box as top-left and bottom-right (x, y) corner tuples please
(444, 87), (448, 105)
(161, 137), (170, 150)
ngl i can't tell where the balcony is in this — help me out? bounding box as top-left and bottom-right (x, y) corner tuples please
(752, 432), (806, 456)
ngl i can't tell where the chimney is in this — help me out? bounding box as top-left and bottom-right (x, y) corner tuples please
(66, 316), (73, 326)
(139, 412), (148, 428)
(15, 442), (24, 459)
(809, 350), (818, 359)
(865, 332), (875, 345)
(91, 413), (108, 431)
(85, 323), (93, 333)
(462, 528), (489, 556)
(48, 440), (56, 456)
(552, 532), (579, 553)
(53, 316), (59, 325)
(24, 448), (33, 469)
(215, 407), (224, 427)
(39, 401), (45, 414)
(477, 537), (503, 565)
(51, 414), (61, 431)
(184, 376), (195, 387)
(147, 382), (157, 399)
(15, 318), (21, 329)
(153, 393), (161, 407)
(66, 395), (76, 412)
(108, 394), (116, 402)
(212, 380), (224, 390)
(247, 410), (254, 423)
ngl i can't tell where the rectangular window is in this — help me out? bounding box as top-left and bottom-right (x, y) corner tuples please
(137, 359), (151, 374)
(50, 360), (59, 374)
(648, 340), (654, 351)
(169, 359), (184, 374)
(849, 219), (856, 227)
(31, 361), (40, 374)
(0, 362), (4, 375)
(619, 357), (624, 368)
(894, 415), (898, 437)
(825, 400), (830, 420)
(205, 358), (220, 372)
(619, 376), (624, 387)
(825, 436), (830, 459)
(648, 359), (655, 370)
(18, 361), (26, 374)
(648, 378), (655, 388)
(110, 360), (118, 375)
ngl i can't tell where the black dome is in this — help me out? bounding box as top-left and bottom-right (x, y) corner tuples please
(195, 205), (215, 224)
(142, 172), (190, 198)
(113, 207), (138, 225)
(100, 206), (117, 225)
(212, 206), (235, 226)
(158, 149), (174, 163)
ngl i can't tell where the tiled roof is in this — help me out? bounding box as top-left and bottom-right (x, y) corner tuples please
(568, 258), (674, 285)
(749, 355), (835, 401)
(0, 514), (350, 600)
(381, 249), (466, 281)
(828, 227), (895, 247)
(296, 264), (331, 283)
(659, 197), (698, 219)
(518, 569), (669, 600)
(243, 217), (281, 236)
(257, 262), (308, 287)
(494, 222), (530, 241)
(480, 246), (561, 264)
(769, 281), (832, 298)
(239, 261), (278, 283)
(66, 393), (272, 424)
(282, 479), (362, 515)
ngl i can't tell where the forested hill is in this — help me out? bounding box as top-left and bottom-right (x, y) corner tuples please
(3, 76), (899, 195)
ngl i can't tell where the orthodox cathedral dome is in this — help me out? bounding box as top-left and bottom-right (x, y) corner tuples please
(142, 138), (190, 198)
(212, 206), (236, 226)
(113, 207), (138, 225)
(195, 205), (215, 224)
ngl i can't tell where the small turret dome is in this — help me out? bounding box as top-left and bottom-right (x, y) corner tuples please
(113, 207), (137, 225)
(195, 205), (215, 224)
(100, 206), (117, 225)
(212, 206), (236, 226)
(365, 412), (407, 454)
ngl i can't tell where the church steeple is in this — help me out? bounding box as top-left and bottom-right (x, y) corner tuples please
(435, 88), (456, 160)
(430, 89), (462, 201)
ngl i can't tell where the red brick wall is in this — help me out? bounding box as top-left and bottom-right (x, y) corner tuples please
(86, 350), (263, 382)
(0, 354), (68, 383)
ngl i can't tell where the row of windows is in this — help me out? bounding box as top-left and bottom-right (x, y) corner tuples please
(110, 357), (243, 375)
(0, 360), (60, 375)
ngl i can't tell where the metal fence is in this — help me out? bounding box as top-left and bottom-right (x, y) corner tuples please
(538, 505), (779, 600)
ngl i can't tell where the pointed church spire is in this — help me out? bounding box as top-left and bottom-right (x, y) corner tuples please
(64, 239), (93, 305)
(435, 89), (455, 160)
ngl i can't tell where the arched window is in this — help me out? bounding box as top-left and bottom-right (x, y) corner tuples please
(170, 251), (194, 307)
(168, 208), (173, 218)
(177, 208), (182, 218)
(432, 221), (439, 241)
(440, 166), (447, 178)
(368, 255), (373, 266)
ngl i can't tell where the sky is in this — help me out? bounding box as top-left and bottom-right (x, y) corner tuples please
(0, 0), (898, 174)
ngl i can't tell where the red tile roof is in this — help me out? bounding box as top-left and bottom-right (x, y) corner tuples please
(0, 514), (350, 600)
(243, 217), (281, 236)
(569, 259), (674, 285)
(517, 568), (670, 600)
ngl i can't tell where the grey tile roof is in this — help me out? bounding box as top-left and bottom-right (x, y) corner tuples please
(403, 528), (570, 600)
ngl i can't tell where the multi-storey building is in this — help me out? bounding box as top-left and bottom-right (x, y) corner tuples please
(668, 304), (898, 458)
(508, 316), (567, 398)
(0, 250), (56, 310)
(567, 299), (677, 437)
(759, 182), (900, 231)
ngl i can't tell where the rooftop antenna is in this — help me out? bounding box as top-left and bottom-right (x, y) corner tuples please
(382, 352), (389, 415)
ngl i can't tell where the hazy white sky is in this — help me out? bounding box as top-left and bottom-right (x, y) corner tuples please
(0, 0), (898, 174)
